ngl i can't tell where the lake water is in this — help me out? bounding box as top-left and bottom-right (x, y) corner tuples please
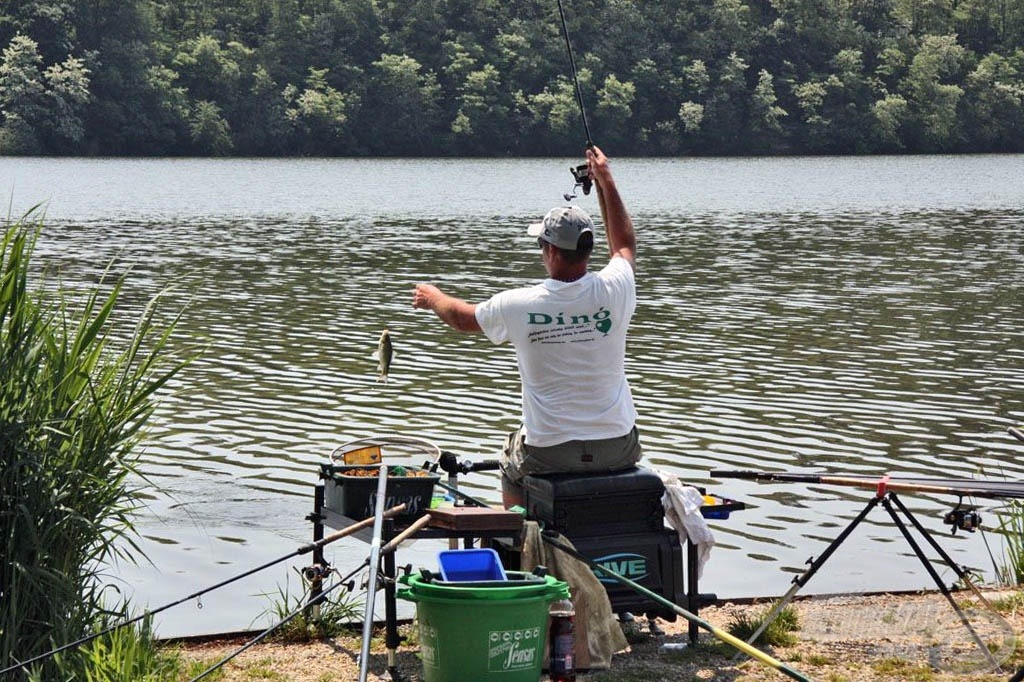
(3, 155), (1023, 638)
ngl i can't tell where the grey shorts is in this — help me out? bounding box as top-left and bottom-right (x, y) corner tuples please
(500, 425), (642, 484)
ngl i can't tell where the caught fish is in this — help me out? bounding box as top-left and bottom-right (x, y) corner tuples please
(376, 329), (393, 383)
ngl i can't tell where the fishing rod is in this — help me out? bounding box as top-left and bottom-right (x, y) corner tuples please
(540, 533), (813, 682)
(557, 0), (592, 147)
(187, 560), (369, 682)
(713, 470), (1024, 500)
(556, 0), (594, 198)
(188, 509), (434, 682)
(0, 504), (408, 677)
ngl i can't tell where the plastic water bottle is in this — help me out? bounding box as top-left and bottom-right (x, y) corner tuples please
(548, 597), (576, 681)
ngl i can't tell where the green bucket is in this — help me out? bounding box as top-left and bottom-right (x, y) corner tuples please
(397, 571), (569, 682)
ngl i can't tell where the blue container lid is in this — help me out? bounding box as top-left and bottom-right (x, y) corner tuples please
(437, 548), (507, 582)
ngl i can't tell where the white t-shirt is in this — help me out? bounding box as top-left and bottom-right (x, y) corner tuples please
(475, 256), (637, 447)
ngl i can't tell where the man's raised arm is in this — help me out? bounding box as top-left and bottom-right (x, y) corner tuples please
(589, 145), (636, 271)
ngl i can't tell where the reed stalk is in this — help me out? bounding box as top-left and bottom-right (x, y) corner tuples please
(996, 500), (1024, 586)
(0, 211), (189, 680)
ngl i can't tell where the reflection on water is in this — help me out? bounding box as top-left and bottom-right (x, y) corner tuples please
(11, 157), (1024, 637)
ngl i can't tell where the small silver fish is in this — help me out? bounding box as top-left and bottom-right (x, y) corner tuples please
(377, 329), (393, 383)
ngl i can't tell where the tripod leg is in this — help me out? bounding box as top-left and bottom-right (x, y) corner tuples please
(881, 495), (1002, 671)
(888, 493), (993, 607)
(742, 494), (884, 647)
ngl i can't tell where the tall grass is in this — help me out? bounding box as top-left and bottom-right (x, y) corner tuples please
(0, 211), (189, 680)
(260, 577), (363, 643)
(726, 602), (800, 647)
(995, 500), (1024, 585)
(78, 616), (182, 682)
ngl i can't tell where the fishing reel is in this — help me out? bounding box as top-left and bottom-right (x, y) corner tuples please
(944, 504), (982, 534)
(571, 163), (592, 195)
(301, 563), (331, 582)
(564, 163), (592, 201)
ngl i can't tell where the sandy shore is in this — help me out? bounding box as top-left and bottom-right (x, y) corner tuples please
(171, 588), (1024, 681)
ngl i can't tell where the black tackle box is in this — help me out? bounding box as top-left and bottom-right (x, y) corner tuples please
(319, 463), (439, 520)
(522, 466), (666, 537)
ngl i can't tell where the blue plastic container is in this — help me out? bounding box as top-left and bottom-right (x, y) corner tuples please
(437, 548), (507, 582)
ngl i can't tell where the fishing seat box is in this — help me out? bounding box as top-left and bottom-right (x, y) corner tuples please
(522, 466), (666, 537)
(571, 530), (685, 621)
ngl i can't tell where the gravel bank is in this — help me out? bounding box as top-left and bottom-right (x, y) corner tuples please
(172, 589), (1024, 681)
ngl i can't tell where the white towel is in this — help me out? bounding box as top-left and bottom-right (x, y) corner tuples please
(655, 469), (716, 579)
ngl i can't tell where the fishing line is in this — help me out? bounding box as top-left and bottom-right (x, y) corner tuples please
(0, 505), (407, 676)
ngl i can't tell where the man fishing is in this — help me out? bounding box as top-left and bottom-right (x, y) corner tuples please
(412, 145), (641, 507)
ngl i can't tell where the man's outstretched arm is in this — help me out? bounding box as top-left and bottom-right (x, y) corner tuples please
(412, 283), (482, 332)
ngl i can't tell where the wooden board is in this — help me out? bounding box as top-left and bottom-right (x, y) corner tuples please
(427, 506), (524, 532)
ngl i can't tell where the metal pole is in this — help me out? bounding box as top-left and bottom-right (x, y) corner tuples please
(358, 464), (389, 682)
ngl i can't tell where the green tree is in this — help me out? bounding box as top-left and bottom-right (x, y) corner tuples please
(0, 0), (77, 59)
(961, 51), (1024, 150)
(871, 92), (910, 149)
(704, 52), (750, 153)
(832, 49), (884, 151)
(137, 63), (192, 154)
(75, 0), (184, 154)
(678, 101), (705, 133)
(360, 53), (440, 155)
(901, 34), (967, 150)
(41, 53), (90, 148)
(451, 63), (516, 154)
(190, 99), (232, 155)
(629, 57), (691, 154)
(0, 34), (47, 153)
(894, 0), (955, 34)
(750, 68), (788, 148)
(4, 0), (1024, 156)
(527, 69), (593, 154)
(494, 19), (559, 88)
(232, 64), (291, 155)
(172, 33), (243, 104)
(595, 73), (636, 148)
(285, 66), (356, 155)
(0, 33), (90, 154)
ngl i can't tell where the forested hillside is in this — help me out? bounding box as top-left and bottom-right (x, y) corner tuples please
(1, 0), (1022, 156)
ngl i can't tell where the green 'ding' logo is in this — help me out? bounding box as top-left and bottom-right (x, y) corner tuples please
(527, 306), (613, 336)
